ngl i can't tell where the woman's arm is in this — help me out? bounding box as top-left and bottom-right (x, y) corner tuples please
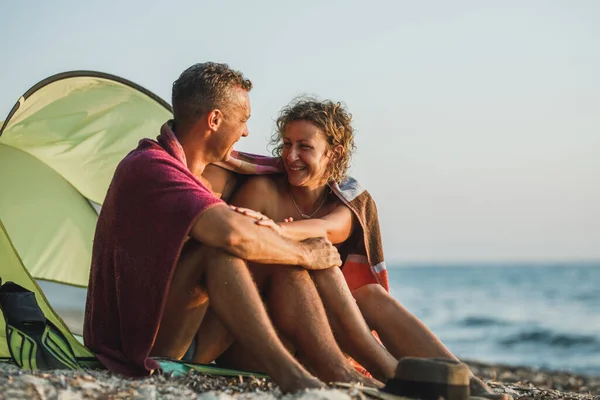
(229, 175), (355, 245)
(277, 204), (355, 245)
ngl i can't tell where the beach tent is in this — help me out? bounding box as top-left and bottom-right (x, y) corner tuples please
(0, 71), (173, 364)
(0, 71), (267, 378)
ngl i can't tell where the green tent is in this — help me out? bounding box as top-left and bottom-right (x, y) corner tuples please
(0, 71), (172, 363)
(0, 72), (269, 378)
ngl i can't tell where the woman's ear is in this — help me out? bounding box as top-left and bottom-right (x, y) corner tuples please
(333, 145), (344, 160)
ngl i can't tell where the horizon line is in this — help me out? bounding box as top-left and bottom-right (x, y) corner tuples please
(387, 259), (600, 268)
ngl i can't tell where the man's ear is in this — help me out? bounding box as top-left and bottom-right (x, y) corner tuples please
(207, 109), (224, 131)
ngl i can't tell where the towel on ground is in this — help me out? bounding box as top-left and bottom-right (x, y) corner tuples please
(84, 121), (224, 377)
(217, 155), (389, 292)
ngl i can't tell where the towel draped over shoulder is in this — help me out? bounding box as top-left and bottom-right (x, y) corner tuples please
(84, 121), (223, 376)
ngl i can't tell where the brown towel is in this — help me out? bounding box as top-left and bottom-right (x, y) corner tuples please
(329, 177), (389, 292)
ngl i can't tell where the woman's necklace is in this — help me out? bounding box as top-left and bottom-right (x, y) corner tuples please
(289, 188), (330, 219)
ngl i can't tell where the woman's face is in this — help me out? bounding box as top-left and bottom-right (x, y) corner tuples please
(282, 121), (333, 188)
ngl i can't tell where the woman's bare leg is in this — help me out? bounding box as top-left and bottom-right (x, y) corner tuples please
(353, 284), (511, 399)
(353, 284), (455, 361)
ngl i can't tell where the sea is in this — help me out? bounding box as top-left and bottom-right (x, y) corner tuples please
(386, 263), (600, 376)
(39, 263), (600, 376)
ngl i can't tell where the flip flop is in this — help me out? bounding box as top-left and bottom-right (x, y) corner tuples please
(0, 279), (80, 370)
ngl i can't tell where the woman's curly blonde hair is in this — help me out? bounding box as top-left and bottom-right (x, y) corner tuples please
(270, 97), (356, 183)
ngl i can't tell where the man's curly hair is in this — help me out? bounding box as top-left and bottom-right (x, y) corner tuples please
(270, 97), (356, 183)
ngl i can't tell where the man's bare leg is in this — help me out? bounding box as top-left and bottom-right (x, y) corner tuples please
(193, 307), (298, 369)
(254, 264), (378, 385)
(151, 240), (211, 359)
(151, 241), (323, 393)
(310, 267), (397, 381)
(353, 284), (510, 399)
(208, 263), (378, 386)
(192, 264), (296, 366)
(192, 307), (235, 364)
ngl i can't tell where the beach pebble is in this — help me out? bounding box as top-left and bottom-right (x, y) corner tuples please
(57, 389), (85, 400)
(1, 360), (599, 400)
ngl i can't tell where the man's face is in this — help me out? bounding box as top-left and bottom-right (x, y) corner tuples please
(215, 88), (250, 161)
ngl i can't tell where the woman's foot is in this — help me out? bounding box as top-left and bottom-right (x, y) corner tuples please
(348, 369), (384, 388)
(328, 366), (384, 388)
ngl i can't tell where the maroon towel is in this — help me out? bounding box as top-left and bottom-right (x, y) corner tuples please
(84, 121), (224, 376)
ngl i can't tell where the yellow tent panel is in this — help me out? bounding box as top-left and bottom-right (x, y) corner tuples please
(0, 71), (172, 361)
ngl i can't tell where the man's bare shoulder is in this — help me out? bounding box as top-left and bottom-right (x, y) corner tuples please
(231, 174), (284, 213)
(241, 174), (281, 194)
(202, 164), (237, 200)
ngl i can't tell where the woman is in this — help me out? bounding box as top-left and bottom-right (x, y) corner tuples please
(229, 97), (508, 399)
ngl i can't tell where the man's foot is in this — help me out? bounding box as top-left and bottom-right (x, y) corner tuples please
(277, 373), (326, 394)
(470, 376), (513, 400)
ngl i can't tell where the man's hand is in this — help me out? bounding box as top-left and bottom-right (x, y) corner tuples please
(299, 237), (342, 270)
(229, 205), (268, 221)
(229, 205), (284, 234)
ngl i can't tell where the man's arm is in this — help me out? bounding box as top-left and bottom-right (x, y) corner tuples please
(189, 204), (340, 270)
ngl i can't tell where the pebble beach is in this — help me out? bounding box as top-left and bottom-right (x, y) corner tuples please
(1, 360), (598, 400)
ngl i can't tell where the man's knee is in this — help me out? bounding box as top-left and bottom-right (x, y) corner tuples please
(201, 245), (246, 268)
(274, 265), (311, 282)
(310, 266), (344, 281)
(176, 242), (247, 293)
(249, 263), (309, 288)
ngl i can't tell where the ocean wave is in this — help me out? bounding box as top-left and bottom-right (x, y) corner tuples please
(500, 329), (600, 349)
(459, 316), (511, 327)
(572, 292), (599, 302)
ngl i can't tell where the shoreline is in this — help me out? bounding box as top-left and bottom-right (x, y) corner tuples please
(465, 360), (599, 399)
(1, 360), (598, 399)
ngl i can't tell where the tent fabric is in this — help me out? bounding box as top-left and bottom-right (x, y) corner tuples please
(1, 73), (172, 204)
(0, 220), (93, 359)
(0, 71), (173, 361)
(0, 143), (97, 286)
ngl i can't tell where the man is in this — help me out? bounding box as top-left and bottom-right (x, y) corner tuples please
(84, 62), (368, 393)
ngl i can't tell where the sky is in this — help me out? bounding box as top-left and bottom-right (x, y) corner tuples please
(1, 1), (599, 264)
